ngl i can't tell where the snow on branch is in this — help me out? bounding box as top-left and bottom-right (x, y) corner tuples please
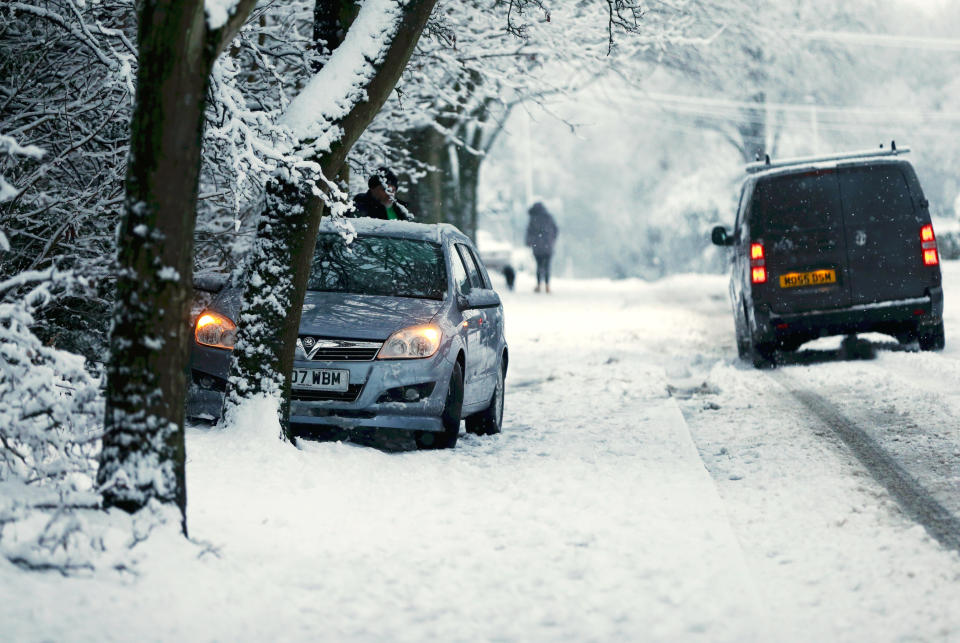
(197, 1), (317, 266)
(206, 0), (243, 30)
(0, 133), (45, 205)
(281, 0), (404, 145)
(1, 132), (46, 249)
(9, 2), (128, 70)
(0, 135), (45, 161)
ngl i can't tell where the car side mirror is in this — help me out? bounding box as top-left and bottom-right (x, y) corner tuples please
(477, 291), (501, 308)
(711, 226), (734, 246)
(457, 290), (500, 310)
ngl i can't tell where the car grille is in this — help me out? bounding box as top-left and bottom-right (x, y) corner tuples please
(298, 337), (382, 361)
(291, 384), (364, 403)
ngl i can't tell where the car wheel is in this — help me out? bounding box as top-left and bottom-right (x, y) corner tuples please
(416, 362), (463, 450)
(465, 362), (504, 436)
(918, 321), (945, 351)
(734, 300), (750, 359)
(749, 335), (776, 369)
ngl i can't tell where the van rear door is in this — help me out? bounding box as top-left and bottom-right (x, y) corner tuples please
(838, 163), (929, 305)
(751, 169), (852, 314)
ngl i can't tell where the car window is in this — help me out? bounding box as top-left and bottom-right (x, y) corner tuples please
(459, 244), (490, 289)
(456, 244), (484, 290)
(839, 165), (915, 223)
(738, 185), (751, 242)
(449, 244), (472, 294)
(472, 250), (492, 289)
(734, 183), (748, 231)
(751, 169), (842, 234)
(308, 234), (446, 300)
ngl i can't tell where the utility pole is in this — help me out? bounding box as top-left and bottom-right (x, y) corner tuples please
(522, 108), (534, 206)
(806, 94), (820, 154)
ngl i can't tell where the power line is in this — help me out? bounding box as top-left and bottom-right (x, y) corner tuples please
(628, 90), (960, 122)
(567, 91), (960, 136)
(787, 29), (960, 52)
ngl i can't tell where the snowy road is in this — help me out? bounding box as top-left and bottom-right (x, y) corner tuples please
(5, 266), (960, 641)
(648, 266), (960, 641)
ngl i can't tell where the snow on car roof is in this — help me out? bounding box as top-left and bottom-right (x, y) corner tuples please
(317, 216), (470, 244)
(746, 155), (912, 183)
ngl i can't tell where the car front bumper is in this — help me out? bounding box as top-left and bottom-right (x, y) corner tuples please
(186, 341), (457, 433)
(289, 351), (454, 432)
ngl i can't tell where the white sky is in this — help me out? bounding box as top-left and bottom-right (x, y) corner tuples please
(899, 0), (949, 15)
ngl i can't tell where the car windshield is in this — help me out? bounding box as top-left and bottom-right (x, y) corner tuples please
(308, 233), (446, 300)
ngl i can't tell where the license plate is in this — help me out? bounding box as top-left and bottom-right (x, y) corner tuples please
(292, 368), (349, 391)
(779, 269), (837, 289)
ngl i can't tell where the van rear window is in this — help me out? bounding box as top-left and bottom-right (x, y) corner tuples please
(751, 170), (842, 233)
(839, 166), (914, 223)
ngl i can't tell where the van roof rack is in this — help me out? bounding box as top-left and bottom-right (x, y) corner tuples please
(744, 141), (910, 174)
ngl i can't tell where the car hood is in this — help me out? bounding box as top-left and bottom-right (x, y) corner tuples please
(298, 291), (445, 340)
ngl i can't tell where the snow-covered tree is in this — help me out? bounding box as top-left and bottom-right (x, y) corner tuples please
(223, 0), (440, 438)
(0, 267), (105, 572)
(98, 0), (257, 523)
(357, 0), (703, 238)
(194, 1), (319, 273)
(0, 1), (137, 360)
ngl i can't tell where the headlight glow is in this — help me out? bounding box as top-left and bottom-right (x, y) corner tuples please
(377, 324), (441, 359)
(195, 312), (237, 350)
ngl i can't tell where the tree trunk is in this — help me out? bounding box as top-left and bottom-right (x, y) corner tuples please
(223, 0), (439, 437)
(445, 140), (463, 231)
(403, 88), (500, 240)
(98, 0), (254, 527)
(457, 121), (486, 240)
(404, 125), (446, 224)
(224, 176), (315, 431)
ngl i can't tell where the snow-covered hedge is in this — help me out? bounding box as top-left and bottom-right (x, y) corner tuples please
(0, 269), (105, 571)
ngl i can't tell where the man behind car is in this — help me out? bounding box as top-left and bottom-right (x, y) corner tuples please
(352, 168), (414, 221)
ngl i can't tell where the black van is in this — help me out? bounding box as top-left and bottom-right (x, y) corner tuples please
(712, 145), (944, 367)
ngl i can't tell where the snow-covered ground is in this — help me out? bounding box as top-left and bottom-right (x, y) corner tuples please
(4, 264), (960, 641)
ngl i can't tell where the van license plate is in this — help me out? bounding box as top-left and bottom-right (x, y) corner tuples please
(779, 269), (837, 289)
(292, 368), (349, 391)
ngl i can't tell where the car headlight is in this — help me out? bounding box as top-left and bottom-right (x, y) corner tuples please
(195, 312), (237, 350)
(377, 324), (441, 359)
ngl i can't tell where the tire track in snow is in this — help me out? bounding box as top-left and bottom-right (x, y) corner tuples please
(770, 369), (960, 553)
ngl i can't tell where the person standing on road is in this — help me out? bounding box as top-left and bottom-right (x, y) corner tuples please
(352, 167), (414, 221)
(525, 201), (558, 293)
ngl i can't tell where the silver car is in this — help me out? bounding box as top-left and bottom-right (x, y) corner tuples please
(188, 219), (508, 449)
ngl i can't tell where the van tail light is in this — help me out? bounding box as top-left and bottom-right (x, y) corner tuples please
(750, 243), (767, 283)
(920, 224), (939, 266)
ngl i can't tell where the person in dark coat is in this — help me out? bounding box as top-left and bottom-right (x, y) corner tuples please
(352, 168), (413, 221)
(524, 201), (558, 293)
